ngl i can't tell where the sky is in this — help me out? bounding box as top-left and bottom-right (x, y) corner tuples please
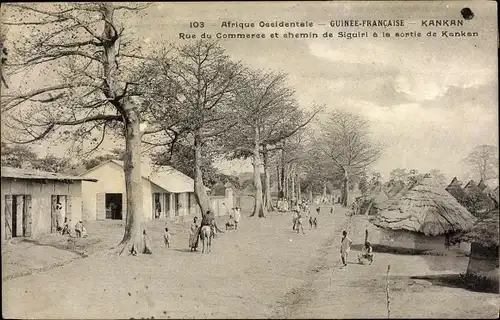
(1, 1), (498, 182)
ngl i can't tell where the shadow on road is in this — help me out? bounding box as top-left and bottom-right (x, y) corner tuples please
(410, 274), (499, 294)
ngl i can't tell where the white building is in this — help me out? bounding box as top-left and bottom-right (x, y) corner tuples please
(1, 166), (95, 242)
(80, 160), (205, 221)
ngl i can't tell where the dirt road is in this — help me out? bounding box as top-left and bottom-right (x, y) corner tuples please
(2, 206), (498, 319)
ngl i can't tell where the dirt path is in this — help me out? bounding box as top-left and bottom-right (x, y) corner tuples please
(2, 206), (338, 319)
(3, 207), (498, 319)
(277, 214), (499, 319)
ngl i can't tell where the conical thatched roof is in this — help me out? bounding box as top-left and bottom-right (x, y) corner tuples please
(367, 184), (389, 204)
(385, 180), (407, 198)
(464, 180), (481, 195)
(445, 177), (465, 201)
(371, 175), (476, 236)
(457, 210), (499, 247)
(477, 179), (487, 191)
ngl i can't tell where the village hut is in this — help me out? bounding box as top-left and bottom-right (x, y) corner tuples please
(371, 175), (476, 251)
(359, 184), (389, 215)
(384, 180), (407, 198)
(463, 180), (481, 195)
(462, 179), (497, 216)
(477, 179), (488, 192)
(445, 177), (466, 202)
(457, 209), (499, 284)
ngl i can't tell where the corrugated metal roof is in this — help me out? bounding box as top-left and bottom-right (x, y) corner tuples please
(1, 166), (98, 182)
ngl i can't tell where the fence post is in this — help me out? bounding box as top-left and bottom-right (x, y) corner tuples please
(385, 265), (391, 319)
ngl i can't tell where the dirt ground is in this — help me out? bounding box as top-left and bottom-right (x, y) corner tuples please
(2, 205), (499, 319)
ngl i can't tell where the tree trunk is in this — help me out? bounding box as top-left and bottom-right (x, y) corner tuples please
(194, 131), (212, 215)
(284, 167), (289, 201)
(341, 170), (349, 207)
(323, 180), (327, 198)
(251, 128), (266, 217)
(297, 178), (301, 202)
(263, 146), (273, 211)
(277, 165), (283, 199)
(364, 199), (374, 215)
(280, 148), (286, 200)
(309, 188), (313, 203)
(115, 104), (151, 255)
(291, 170), (296, 202)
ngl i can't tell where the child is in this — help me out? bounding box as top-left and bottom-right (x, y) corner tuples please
(340, 230), (352, 267)
(296, 211), (305, 234)
(358, 241), (374, 265)
(164, 227), (171, 248)
(225, 215), (235, 230)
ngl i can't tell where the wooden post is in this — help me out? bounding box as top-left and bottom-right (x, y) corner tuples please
(385, 265), (391, 319)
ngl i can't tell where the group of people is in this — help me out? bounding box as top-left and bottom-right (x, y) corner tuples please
(54, 201), (87, 237)
(224, 207), (241, 230)
(340, 230), (374, 267)
(185, 208), (241, 252)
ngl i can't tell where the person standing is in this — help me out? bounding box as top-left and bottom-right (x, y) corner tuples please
(234, 207), (241, 230)
(189, 216), (199, 251)
(340, 230), (352, 267)
(55, 201), (63, 232)
(75, 220), (83, 237)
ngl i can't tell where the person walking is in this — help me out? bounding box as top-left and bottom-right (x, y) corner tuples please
(340, 230), (352, 267)
(234, 207), (241, 230)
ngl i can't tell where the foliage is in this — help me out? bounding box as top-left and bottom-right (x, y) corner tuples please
(1, 142), (37, 167)
(463, 145), (499, 181)
(82, 148), (125, 170)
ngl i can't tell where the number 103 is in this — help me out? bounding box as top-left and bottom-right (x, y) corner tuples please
(190, 22), (205, 28)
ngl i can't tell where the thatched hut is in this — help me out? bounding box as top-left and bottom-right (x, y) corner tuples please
(457, 209), (499, 283)
(384, 180), (407, 198)
(359, 184), (389, 215)
(463, 180), (481, 195)
(371, 175), (476, 251)
(445, 177), (466, 202)
(477, 179), (487, 192)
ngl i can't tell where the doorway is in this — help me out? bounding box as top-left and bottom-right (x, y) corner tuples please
(152, 192), (170, 219)
(51, 195), (67, 233)
(4, 194), (32, 239)
(105, 193), (123, 220)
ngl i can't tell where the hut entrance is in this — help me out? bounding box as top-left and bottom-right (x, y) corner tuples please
(51, 195), (67, 233)
(105, 193), (123, 220)
(4, 194), (32, 239)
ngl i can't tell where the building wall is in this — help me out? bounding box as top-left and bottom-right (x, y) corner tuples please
(378, 229), (447, 251)
(467, 243), (499, 282)
(82, 163), (198, 221)
(1, 178), (82, 240)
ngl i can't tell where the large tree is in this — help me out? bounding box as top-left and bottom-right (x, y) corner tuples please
(141, 40), (246, 215)
(463, 144), (499, 181)
(316, 110), (383, 207)
(224, 70), (319, 217)
(1, 3), (156, 255)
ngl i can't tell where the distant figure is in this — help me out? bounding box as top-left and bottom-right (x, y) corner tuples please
(155, 200), (161, 219)
(316, 207), (320, 215)
(74, 220), (83, 237)
(189, 217), (199, 251)
(296, 211), (305, 235)
(164, 227), (171, 248)
(225, 215), (235, 230)
(55, 202), (63, 231)
(234, 207), (241, 230)
(61, 217), (70, 235)
(292, 210), (299, 230)
(358, 241), (374, 265)
(340, 230), (352, 267)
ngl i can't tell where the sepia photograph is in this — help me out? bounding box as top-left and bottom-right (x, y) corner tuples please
(1, 1), (498, 319)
